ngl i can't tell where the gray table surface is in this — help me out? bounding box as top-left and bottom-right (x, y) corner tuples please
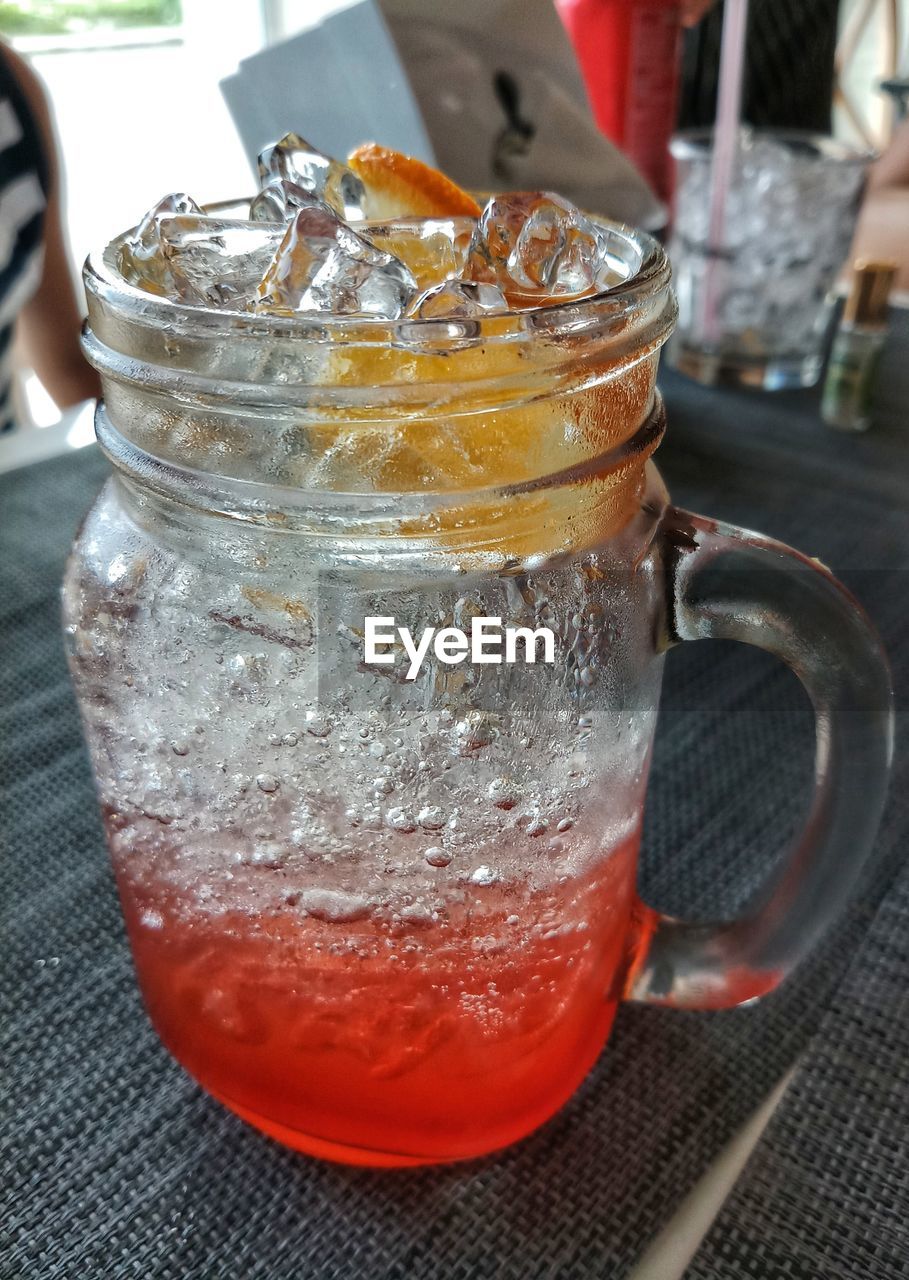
(2, 315), (907, 1279)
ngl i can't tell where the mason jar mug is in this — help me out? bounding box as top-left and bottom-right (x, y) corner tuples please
(64, 219), (893, 1166)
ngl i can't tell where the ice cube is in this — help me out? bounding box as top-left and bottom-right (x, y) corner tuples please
(740, 134), (795, 191)
(249, 177), (322, 223)
(410, 279), (506, 318)
(366, 218), (474, 290)
(257, 132), (366, 221)
(254, 202), (352, 309)
(128, 192), (204, 259)
(118, 192), (204, 293)
(469, 191), (608, 297)
(255, 203), (417, 318)
(157, 216), (283, 308)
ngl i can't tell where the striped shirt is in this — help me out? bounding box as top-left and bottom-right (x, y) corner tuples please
(0, 49), (49, 434)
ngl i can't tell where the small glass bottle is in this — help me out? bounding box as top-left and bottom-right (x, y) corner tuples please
(822, 260), (896, 432)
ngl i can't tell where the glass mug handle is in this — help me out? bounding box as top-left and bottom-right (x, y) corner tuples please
(626, 508), (894, 1010)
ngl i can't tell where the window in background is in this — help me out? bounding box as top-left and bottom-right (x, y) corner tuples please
(4, 0), (267, 424)
(834, 0), (907, 149)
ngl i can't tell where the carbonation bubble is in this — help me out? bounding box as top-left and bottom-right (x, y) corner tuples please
(487, 777), (518, 810)
(400, 902), (433, 925)
(455, 711), (499, 754)
(387, 807), (417, 833)
(299, 888), (370, 923)
(246, 841), (285, 867)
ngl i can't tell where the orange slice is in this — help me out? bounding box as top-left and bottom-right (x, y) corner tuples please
(308, 149), (657, 556)
(347, 143), (482, 220)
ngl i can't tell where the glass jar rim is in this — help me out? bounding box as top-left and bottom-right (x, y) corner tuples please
(83, 209), (675, 525)
(83, 213), (671, 348)
(670, 127), (874, 166)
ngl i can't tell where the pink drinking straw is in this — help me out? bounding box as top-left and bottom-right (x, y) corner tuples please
(701, 0), (750, 345)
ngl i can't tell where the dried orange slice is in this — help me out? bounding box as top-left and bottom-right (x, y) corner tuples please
(309, 148), (656, 556)
(347, 143), (482, 220)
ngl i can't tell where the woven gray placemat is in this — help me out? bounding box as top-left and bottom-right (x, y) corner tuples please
(2, 334), (907, 1278)
(688, 855), (909, 1279)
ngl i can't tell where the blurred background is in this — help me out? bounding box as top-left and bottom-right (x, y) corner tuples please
(1, 0), (907, 425)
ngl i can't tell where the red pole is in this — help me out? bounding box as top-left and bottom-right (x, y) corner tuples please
(556, 0), (684, 203)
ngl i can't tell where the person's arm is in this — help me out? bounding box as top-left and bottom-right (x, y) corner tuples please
(5, 45), (100, 407)
(867, 119), (909, 192)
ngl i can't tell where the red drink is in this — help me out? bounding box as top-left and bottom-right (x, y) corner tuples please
(116, 830), (643, 1165)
